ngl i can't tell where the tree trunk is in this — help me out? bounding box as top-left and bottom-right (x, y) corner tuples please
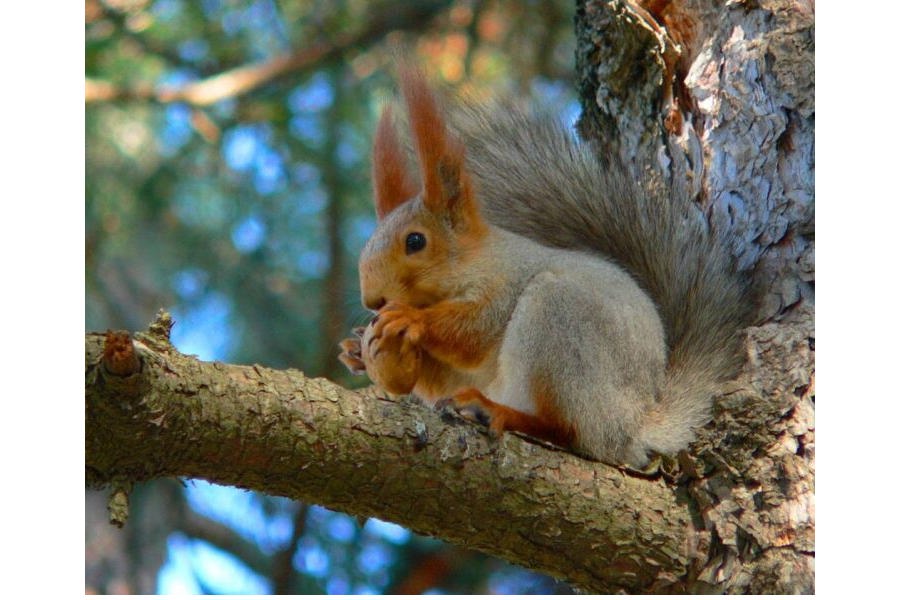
(575, 0), (814, 591)
(85, 0), (814, 592)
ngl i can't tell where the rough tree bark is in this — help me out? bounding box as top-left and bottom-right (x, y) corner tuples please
(85, 0), (813, 593)
(575, 0), (813, 591)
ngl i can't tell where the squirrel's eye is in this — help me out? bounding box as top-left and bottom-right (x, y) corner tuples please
(405, 232), (427, 254)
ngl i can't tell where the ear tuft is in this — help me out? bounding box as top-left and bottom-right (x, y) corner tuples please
(372, 105), (417, 220)
(398, 65), (474, 219)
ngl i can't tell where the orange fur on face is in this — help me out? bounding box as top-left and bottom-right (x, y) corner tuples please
(363, 67), (490, 312)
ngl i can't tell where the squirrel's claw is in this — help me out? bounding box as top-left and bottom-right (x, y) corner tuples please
(436, 395), (492, 428)
(372, 302), (425, 344)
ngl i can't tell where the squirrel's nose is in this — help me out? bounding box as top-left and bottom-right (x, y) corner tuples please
(364, 295), (386, 311)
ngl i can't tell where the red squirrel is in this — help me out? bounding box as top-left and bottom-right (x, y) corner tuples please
(339, 67), (751, 466)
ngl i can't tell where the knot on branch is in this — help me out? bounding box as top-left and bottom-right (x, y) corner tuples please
(102, 330), (142, 376)
(107, 480), (133, 528)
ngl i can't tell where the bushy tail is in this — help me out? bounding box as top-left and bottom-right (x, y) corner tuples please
(445, 98), (752, 455)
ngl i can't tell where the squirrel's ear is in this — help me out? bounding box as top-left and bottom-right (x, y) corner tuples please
(399, 66), (478, 226)
(372, 106), (417, 220)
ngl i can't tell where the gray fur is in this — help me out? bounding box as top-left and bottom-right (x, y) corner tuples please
(443, 98), (752, 465)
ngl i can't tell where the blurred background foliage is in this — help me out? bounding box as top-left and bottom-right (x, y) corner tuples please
(85, 0), (578, 593)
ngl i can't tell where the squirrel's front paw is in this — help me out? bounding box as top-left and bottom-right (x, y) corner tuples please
(362, 317), (422, 395)
(371, 302), (426, 345)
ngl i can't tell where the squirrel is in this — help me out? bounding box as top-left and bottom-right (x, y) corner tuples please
(338, 66), (752, 467)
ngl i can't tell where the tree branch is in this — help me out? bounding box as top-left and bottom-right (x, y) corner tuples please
(271, 504), (310, 594)
(176, 507), (274, 577)
(85, 0), (452, 106)
(86, 321), (700, 593)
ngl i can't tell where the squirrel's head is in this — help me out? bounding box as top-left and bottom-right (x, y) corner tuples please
(359, 67), (488, 312)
